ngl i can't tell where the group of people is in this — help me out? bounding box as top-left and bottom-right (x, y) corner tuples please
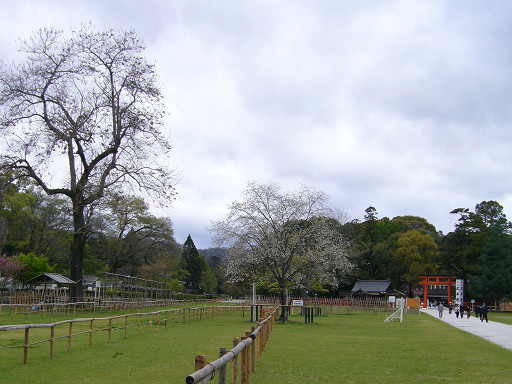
(436, 301), (489, 322)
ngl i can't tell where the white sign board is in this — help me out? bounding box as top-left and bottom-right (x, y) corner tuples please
(388, 296), (396, 303)
(292, 300), (304, 306)
(456, 279), (464, 305)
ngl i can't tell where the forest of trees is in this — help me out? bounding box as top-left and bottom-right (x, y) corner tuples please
(341, 203), (512, 303)
(2, 179), (511, 304)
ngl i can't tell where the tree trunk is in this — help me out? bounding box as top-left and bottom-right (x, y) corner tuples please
(70, 203), (87, 302)
(279, 287), (288, 323)
(302, 288), (308, 315)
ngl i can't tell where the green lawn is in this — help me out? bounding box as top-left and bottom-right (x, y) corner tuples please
(491, 312), (512, 325)
(251, 311), (512, 384)
(1, 309), (511, 384)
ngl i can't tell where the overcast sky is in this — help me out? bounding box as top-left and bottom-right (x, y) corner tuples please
(1, 1), (512, 248)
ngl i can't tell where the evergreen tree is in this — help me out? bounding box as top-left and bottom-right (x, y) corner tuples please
(442, 200), (512, 302)
(181, 235), (203, 292)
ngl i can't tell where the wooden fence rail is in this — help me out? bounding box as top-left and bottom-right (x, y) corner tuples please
(0, 299), (220, 321)
(185, 306), (279, 384)
(0, 305), (242, 364)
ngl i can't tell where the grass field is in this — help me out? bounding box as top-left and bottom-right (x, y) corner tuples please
(492, 312), (512, 325)
(1, 308), (511, 384)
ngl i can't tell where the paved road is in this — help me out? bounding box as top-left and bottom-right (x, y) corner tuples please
(421, 308), (512, 350)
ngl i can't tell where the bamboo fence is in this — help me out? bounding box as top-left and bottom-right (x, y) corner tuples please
(0, 305), (242, 364)
(186, 306), (279, 384)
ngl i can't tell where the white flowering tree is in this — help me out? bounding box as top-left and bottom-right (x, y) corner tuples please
(210, 182), (353, 318)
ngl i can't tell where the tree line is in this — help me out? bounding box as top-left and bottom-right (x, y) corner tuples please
(0, 182), (225, 294)
(1, 25), (510, 304)
(1, 176), (511, 305)
(341, 202), (512, 303)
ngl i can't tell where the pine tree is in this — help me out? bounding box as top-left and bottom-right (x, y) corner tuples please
(182, 235), (203, 292)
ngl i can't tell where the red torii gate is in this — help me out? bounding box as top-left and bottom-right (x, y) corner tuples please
(419, 275), (457, 309)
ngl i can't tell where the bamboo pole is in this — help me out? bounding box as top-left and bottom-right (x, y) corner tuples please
(138, 314), (141, 335)
(108, 318), (112, 343)
(124, 315), (128, 339)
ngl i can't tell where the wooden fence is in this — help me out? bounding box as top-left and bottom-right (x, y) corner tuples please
(249, 296), (397, 312)
(186, 306), (279, 384)
(0, 305), (241, 364)
(0, 298), (218, 321)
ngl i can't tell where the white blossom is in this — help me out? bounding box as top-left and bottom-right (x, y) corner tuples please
(210, 182), (353, 301)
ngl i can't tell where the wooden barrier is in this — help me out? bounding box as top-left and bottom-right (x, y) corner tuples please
(186, 307), (279, 384)
(0, 298), (224, 322)
(0, 305), (241, 364)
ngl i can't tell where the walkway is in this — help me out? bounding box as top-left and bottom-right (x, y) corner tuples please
(421, 308), (512, 351)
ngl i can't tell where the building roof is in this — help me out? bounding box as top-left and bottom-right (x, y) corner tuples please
(26, 273), (76, 285)
(351, 280), (391, 294)
(83, 275), (99, 283)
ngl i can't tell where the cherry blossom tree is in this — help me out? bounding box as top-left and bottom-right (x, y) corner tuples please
(210, 182), (353, 319)
(0, 254), (26, 286)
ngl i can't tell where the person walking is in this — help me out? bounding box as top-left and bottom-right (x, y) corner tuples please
(438, 302), (444, 318)
(480, 303), (489, 323)
(460, 303), (464, 319)
(455, 305), (460, 318)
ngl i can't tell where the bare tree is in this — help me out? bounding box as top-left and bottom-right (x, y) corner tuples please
(0, 25), (177, 299)
(210, 182), (353, 318)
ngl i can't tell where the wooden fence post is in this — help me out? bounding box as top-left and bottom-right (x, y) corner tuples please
(218, 347), (228, 384)
(194, 355), (207, 371)
(240, 336), (247, 384)
(232, 337), (239, 384)
(124, 315), (128, 339)
(256, 323), (262, 360)
(23, 327), (29, 364)
(50, 326), (55, 358)
(250, 326), (256, 372)
(89, 319), (93, 347)
(67, 321), (73, 352)
(108, 318), (112, 343)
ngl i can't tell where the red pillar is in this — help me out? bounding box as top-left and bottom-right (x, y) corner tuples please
(423, 283), (428, 308)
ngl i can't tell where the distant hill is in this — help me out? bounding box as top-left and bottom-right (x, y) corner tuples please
(199, 247), (228, 260)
